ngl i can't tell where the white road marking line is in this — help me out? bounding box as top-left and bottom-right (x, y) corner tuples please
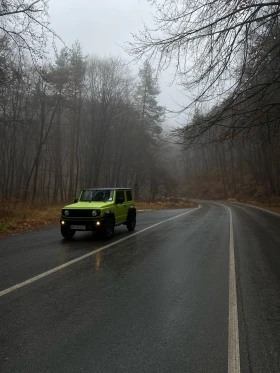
(227, 207), (241, 373)
(0, 206), (200, 297)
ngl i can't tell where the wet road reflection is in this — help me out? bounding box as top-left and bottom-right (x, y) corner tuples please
(0, 209), (194, 291)
(1, 204), (280, 372)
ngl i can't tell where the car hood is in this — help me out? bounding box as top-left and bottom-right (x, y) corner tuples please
(63, 202), (115, 209)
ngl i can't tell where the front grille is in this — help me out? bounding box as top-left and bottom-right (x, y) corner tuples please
(62, 209), (100, 218)
(63, 219), (103, 231)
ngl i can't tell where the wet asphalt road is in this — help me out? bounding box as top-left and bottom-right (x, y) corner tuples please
(0, 202), (280, 373)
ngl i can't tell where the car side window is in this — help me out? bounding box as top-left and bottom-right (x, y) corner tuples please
(126, 190), (132, 201)
(116, 190), (125, 203)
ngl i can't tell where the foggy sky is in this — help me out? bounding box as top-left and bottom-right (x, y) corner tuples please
(48, 0), (187, 124)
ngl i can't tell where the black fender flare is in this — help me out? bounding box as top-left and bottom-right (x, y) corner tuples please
(127, 206), (136, 220)
(104, 210), (115, 224)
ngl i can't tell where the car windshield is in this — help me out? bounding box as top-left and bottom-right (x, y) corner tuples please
(80, 189), (114, 202)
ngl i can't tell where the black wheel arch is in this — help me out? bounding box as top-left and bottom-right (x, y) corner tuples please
(127, 206), (136, 217)
(104, 210), (115, 224)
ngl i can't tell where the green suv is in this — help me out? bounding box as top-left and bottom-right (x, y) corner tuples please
(60, 188), (136, 239)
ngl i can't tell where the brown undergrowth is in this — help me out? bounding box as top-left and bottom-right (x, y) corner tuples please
(227, 198), (280, 215)
(136, 201), (197, 210)
(0, 202), (63, 238)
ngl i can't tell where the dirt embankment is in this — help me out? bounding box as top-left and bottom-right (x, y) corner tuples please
(226, 198), (280, 215)
(0, 203), (62, 238)
(136, 201), (197, 211)
(184, 168), (280, 215)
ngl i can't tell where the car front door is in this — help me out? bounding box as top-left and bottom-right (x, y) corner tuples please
(115, 190), (127, 223)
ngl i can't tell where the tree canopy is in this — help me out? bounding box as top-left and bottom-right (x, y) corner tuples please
(127, 0), (280, 138)
(0, 0), (58, 62)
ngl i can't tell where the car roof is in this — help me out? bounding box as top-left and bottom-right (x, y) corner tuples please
(83, 188), (132, 191)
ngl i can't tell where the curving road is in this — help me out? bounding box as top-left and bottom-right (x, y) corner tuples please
(0, 202), (280, 372)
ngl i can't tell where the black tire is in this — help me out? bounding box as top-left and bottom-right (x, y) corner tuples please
(102, 218), (115, 239)
(127, 214), (136, 231)
(61, 227), (75, 239)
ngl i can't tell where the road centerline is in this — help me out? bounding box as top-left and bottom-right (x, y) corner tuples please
(227, 206), (241, 373)
(0, 206), (200, 297)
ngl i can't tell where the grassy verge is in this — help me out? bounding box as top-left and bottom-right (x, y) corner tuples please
(136, 201), (197, 210)
(0, 203), (63, 238)
(227, 198), (280, 215)
(0, 200), (198, 238)
(228, 196), (280, 214)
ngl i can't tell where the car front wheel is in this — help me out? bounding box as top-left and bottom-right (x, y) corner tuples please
(61, 227), (75, 239)
(102, 218), (115, 239)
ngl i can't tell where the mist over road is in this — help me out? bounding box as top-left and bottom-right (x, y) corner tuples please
(0, 202), (280, 373)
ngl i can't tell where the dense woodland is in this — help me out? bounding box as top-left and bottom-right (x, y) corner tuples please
(130, 0), (280, 200)
(179, 21), (280, 198)
(0, 43), (180, 201)
(1, 1), (280, 204)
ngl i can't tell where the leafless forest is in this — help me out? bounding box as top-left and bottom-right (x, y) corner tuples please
(0, 45), (179, 202)
(0, 2), (181, 202)
(129, 0), (280, 200)
(1, 1), (280, 204)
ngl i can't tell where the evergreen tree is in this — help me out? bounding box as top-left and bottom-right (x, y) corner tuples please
(136, 60), (165, 135)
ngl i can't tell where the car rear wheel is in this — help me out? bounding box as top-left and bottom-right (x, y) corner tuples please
(127, 214), (136, 231)
(61, 227), (75, 239)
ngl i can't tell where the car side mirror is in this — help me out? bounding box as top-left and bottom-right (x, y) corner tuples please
(74, 198), (78, 203)
(116, 197), (124, 204)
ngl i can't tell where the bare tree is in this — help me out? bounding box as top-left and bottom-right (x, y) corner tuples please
(0, 45), (181, 202)
(0, 0), (59, 62)
(127, 1), (280, 134)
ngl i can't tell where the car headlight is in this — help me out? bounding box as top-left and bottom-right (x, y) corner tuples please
(64, 210), (70, 217)
(92, 210), (98, 217)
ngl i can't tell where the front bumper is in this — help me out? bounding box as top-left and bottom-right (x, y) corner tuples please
(60, 217), (105, 231)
